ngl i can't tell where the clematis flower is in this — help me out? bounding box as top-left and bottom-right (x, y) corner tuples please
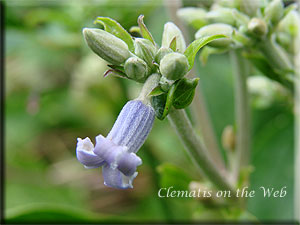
(76, 100), (155, 189)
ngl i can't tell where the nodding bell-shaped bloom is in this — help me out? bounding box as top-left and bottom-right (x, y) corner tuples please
(76, 100), (155, 189)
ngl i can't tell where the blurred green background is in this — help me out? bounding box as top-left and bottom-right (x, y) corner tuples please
(4, 0), (294, 223)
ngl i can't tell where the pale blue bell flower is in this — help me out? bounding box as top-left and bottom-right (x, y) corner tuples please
(76, 100), (155, 189)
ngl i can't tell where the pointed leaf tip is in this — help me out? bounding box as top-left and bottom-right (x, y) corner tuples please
(94, 17), (134, 52)
(184, 34), (227, 70)
(137, 15), (156, 45)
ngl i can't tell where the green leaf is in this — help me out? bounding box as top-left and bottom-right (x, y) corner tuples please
(137, 15), (156, 45)
(199, 46), (228, 65)
(151, 93), (167, 120)
(283, 3), (297, 17)
(162, 83), (177, 118)
(103, 69), (128, 79)
(184, 34), (226, 70)
(107, 64), (125, 73)
(232, 30), (251, 46)
(151, 78), (199, 119)
(149, 86), (165, 97)
(151, 83), (175, 120)
(173, 78), (199, 109)
(94, 17), (134, 52)
(169, 36), (177, 51)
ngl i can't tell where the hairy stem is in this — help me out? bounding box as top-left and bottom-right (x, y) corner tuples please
(137, 73), (160, 103)
(164, 0), (226, 172)
(260, 36), (293, 71)
(168, 109), (234, 192)
(230, 50), (251, 184)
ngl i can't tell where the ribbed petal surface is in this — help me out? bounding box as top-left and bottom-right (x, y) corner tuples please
(107, 100), (155, 153)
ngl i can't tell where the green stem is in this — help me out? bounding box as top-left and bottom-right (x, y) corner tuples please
(137, 73), (160, 103)
(259, 36), (293, 71)
(230, 50), (251, 184)
(192, 88), (227, 171)
(164, 0), (226, 172)
(168, 109), (234, 192)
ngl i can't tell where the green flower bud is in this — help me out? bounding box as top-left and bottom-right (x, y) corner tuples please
(217, 0), (237, 8)
(232, 9), (250, 27)
(277, 10), (300, 38)
(176, 7), (208, 30)
(134, 38), (156, 69)
(83, 28), (130, 65)
(162, 22), (186, 53)
(124, 57), (149, 83)
(264, 0), (284, 25)
(248, 75), (287, 109)
(159, 52), (189, 80)
(195, 23), (233, 48)
(221, 125), (235, 152)
(154, 47), (173, 64)
(247, 18), (268, 37)
(206, 7), (235, 26)
(276, 10), (300, 53)
(159, 76), (174, 92)
(239, 0), (261, 17)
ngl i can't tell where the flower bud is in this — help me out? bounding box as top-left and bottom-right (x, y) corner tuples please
(124, 57), (149, 83)
(239, 0), (260, 17)
(221, 125), (235, 152)
(155, 47), (173, 64)
(159, 76), (175, 92)
(83, 28), (130, 65)
(206, 7), (235, 26)
(195, 23), (233, 48)
(247, 18), (268, 37)
(277, 10), (300, 38)
(276, 10), (300, 53)
(162, 22), (186, 53)
(248, 75), (287, 109)
(176, 7), (208, 30)
(134, 38), (156, 68)
(264, 0), (284, 25)
(159, 52), (189, 80)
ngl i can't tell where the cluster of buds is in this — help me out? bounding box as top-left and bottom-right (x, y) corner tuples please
(178, 0), (299, 43)
(78, 16), (224, 189)
(83, 17), (193, 87)
(178, 0), (299, 72)
(83, 27), (152, 83)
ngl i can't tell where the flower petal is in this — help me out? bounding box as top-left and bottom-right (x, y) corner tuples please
(94, 135), (142, 176)
(94, 135), (125, 166)
(76, 137), (105, 168)
(116, 152), (142, 176)
(102, 164), (138, 189)
(107, 100), (155, 153)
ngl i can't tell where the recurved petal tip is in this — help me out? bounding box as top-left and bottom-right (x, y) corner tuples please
(76, 137), (105, 168)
